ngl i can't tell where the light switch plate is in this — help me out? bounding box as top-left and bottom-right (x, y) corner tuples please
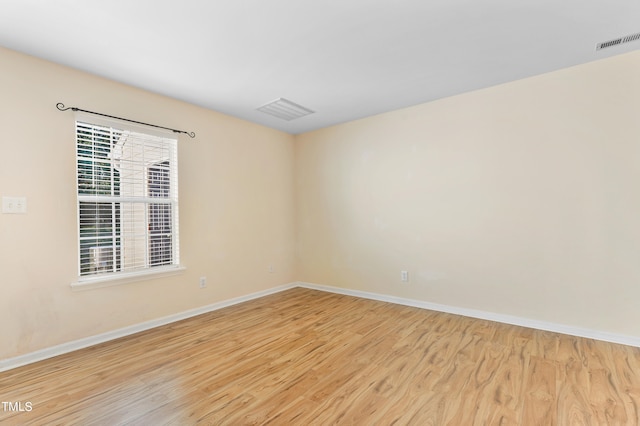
(2, 196), (27, 214)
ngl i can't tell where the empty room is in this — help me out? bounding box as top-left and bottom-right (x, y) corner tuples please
(2, 1), (640, 424)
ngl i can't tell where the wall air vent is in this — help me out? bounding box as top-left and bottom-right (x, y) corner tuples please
(596, 32), (640, 50)
(257, 98), (314, 121)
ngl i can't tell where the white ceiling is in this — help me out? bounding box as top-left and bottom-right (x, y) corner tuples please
(1, 0), (639, 134)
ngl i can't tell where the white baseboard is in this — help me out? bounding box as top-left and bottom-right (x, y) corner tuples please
(298, 281), (640, 348)
(0, 283), (297, 372)
(4, 280), (639, 372)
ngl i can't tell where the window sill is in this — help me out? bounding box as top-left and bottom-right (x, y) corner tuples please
(70, 265), (186, 291)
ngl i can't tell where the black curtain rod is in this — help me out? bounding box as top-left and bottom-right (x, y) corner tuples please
(56, 103), (195, 138)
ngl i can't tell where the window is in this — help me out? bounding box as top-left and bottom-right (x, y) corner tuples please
(76, 120), (179, 280)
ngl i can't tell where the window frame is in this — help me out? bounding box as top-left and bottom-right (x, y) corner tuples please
(72, 114), (182, 288)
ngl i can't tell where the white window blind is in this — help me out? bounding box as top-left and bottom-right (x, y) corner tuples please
(76, 120), (179, 278)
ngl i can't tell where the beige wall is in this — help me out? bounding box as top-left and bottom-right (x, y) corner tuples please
(3, 45), (640, 361)
(295, 51), (640, 337)
(0, 47), (296, 360)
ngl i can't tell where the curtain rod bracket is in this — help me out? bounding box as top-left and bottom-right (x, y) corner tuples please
(56, 103), (195, 138)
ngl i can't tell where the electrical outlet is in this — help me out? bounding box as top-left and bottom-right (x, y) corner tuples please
(199, 276), (207, 288)
(401, 270), (409, 282)
(268, 264), (275, 273)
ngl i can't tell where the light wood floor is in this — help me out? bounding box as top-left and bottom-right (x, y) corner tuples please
(2, 288), (640, 425)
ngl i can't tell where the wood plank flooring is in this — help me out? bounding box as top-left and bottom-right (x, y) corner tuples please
(2, 287), (640, 425)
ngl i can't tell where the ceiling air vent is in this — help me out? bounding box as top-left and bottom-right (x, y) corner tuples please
(257, 98), (314, 121)
(596, 32), (640, 50)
